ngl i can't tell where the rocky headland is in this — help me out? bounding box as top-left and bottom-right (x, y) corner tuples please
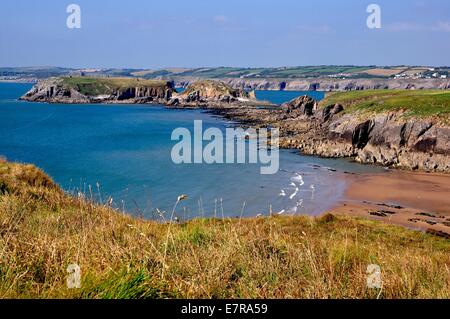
(209, 92), (450, 173)
(20, 77), (175, 104)
(20, 77), (267, 108)
(166, 80), (263, 108)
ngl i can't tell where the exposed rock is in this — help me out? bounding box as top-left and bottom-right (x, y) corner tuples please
(320, 103), (343, 122)
(167, 97), (180, 107)
(209, 94), (450, 173)
(283, 78), (450, 91)
(21, 79), (90, 103)
(169, 80), (260, 108)
(20, 77), (450, 173)
(20, 77), (175, 104)
(323, 112), (450, 172)
(352, 120), (374, 149)
(176, 78), (450, 92)
(281, 95), (318, 117)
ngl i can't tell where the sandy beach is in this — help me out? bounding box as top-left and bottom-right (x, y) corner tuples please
(332, 170), (450, 236)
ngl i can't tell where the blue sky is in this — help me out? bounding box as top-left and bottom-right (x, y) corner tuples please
(1, 0), (449, 68)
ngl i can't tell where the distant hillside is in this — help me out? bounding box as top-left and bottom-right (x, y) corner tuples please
(2, 65), (449, 82)
(135, 66), (450, 80)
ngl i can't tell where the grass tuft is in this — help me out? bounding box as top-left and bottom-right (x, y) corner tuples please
(0, 160), (449, 299)
(320, 90), (450, 122)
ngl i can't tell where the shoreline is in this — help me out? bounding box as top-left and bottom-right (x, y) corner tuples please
(332, 169), (450, 236)
(6, 82), (450, 236)
(1, 157), (449, 298)
(18, 78), (450, 173)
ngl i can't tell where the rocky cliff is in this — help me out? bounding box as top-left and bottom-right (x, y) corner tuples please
(20, 77), (450, 172)
(20, 77), (262, 108)
(20, 77), (175, 104)
(300, 108), (450, 172)
(211, 93), (450, 173)
(175, 78), (450, 92)
(167, 80), (260, 108)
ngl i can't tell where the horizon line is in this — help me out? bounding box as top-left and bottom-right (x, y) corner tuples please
(2, 64), (450, 70)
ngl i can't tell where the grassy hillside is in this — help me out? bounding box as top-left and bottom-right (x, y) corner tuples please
(61, 77), (169, 96)
(0, 66), (73, 79)
(0, 158), (449, 298)
(3, 66), (447, 81)
(141, 66), (381, 79)
(320, 90), (450, 120)
(127, 66), (448, 80)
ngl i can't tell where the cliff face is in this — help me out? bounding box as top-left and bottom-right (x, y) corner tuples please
(20, 77), (175, 104)
(305, 111), (450, 172)
(209, 94), (449, 173)
(20, 77), (259, 107)
(281, 98), (450, 172)
(115, 86), (171, 101)
(21, 79), (91, 103)
(175, 78), (450, 92)
(167, 80), (258, 107)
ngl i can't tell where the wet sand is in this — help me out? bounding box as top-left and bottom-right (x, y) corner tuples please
(332, 170), (450, 236)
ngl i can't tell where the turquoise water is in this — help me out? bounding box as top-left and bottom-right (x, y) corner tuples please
(0, 83), (383, 220)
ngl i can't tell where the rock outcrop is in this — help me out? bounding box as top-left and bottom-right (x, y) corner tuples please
(210, 95), (450, 173)
(175, 78), (450, 92)
(169, 80), (258, 108)
(316, 112), (450, 171)
(281, 96), (318, 117)
(21, 79), (91, 103)
(20, 77), (449, 172)
(21, 77), (263, 108)
(20, 77), (175, 104)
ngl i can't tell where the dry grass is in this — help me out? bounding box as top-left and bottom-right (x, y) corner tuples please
(0, 159), (449, 299)
(400, 68), (429, 76)
(361, 68), (407, 77)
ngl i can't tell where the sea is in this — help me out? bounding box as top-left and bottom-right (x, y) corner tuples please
(0, 83), (384, 220)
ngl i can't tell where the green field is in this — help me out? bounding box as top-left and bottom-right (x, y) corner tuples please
(61, 77), (168, 96)
(1, 158), (449, 298)
(320, 90), (450, 120)
(3, 66), (446, 80)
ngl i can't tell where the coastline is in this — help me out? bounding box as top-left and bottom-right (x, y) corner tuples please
(19, 77), (450, 174)
(7, 80), (450, 235)
(332, 169), (450, 236)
